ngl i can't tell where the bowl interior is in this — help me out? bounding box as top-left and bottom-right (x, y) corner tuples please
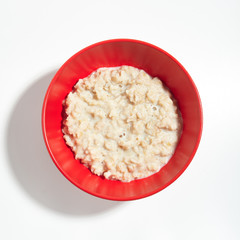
(42, 39), (202, 200)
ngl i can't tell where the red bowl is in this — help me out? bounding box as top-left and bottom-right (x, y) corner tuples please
(42, 39), (203, 201)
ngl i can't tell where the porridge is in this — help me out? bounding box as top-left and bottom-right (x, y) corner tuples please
(62, 66), (182, 182)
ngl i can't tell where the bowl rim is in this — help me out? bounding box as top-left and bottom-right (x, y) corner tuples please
(42, 38), (203, 201)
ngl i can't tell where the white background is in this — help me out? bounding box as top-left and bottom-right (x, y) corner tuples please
(1, 0), (239, 239)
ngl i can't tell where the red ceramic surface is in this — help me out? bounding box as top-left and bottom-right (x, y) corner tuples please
(42, 39), (203, 201)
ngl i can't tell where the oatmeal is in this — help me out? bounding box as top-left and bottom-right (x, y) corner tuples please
(62, 66), (182, 182)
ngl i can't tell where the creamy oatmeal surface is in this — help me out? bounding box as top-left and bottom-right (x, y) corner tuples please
(62, 66), (182, 182)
